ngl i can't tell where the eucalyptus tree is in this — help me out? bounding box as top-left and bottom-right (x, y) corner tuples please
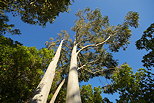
(48, 8), (139, 103)
(31, 40), (64, 103)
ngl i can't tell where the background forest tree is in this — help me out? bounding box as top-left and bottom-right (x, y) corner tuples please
(136, 23), (154, 68)
(0, 36), (54, 102)
(0, 0), (73, 35)
(103, 64), (154, 103)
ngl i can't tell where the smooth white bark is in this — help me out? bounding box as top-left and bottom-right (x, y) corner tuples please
(31, 40), (63, 103)
(66, 45), (82, 103)
(49, 78), (65, 103)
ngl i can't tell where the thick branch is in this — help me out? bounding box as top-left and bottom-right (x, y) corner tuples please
(77, 36), (111, 55)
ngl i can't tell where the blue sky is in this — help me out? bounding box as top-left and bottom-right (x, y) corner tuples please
(6, 0), (154, 102)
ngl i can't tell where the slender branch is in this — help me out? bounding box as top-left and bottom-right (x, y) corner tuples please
(77, 36), (111, 55)
(95, 36), (111, 46)
(79, 67), (115, 75)
(78, 58), (100, 70)
(77, 56), (82, 67)
(49, 79), (66, 103)
(78, 52), (88, 63)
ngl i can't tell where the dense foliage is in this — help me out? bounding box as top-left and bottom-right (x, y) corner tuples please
(136, 23), (154, 68)
(0, 36), (54, 103)
(0, 0), (73, 35)
(103, 64), (154, 103)
(81, 85), (106, 103)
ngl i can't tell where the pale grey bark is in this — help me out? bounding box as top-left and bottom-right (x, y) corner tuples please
(31, 40), (63, 103)
(49, 78), (65, 103)
(66, 45), (82, 103)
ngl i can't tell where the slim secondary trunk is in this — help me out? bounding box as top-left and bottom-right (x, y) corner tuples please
(49, 78), (65, 103)
(66, 44), (82, 103)
(31, 40), (63, 103)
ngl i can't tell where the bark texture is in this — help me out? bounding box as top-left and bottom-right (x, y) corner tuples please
(31, 40), (63, 103)
(66, 45), (82, 103)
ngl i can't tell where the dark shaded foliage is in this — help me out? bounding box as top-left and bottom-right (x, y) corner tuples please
(136, 23), (154, 68)
(0, 0), (73, 35)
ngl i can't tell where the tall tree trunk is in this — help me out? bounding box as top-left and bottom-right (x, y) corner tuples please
(66, 45), (82, 103)
(31, 40), (63, 103)
(49, 78), (65, 103)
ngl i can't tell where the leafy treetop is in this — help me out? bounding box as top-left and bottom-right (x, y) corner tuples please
(46, 8), (139, 82)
